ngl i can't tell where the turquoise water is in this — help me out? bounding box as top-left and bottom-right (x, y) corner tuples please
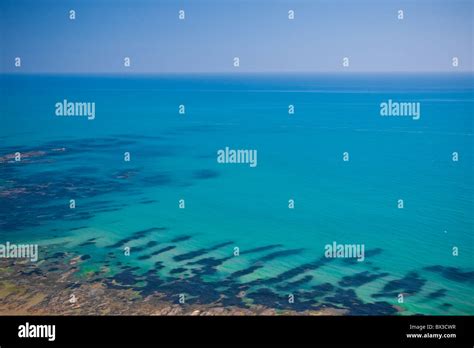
(0, 73), (473, 315)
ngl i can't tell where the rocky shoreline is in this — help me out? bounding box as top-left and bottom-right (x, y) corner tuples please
(0, 256), (346, 316)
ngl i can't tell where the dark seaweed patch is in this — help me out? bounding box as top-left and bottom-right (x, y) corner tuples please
(424, 265), (474, 284)
(171, 235), (192, 243)
(149, 275), (223, 303)
(440, 303), (452, 310)
(44, 252), (67, 260)
(106, 227), (166, 249)
(188, 256), (232, 277)
(339, 271), (389, 288)
(70, 226), (89, 231)
(310, 282), (335, 297)
(140, 199), (157, 204)
(230, 264), (263, 278)
(325, 287), (397, 315)
(193, 169), (219, 180)
(108, 269), (144, 288)
(133, 240), (160, 253)
(426, 289), (447, 300)
(78, 238), (96, 247)
(373, 271), (426, 298)
(276, 275), (314, 291)
(173, 241), (233, 262)
(151, 245), (176, 256)
(247, 257), (332, 286)
(257, 248), (305, 262)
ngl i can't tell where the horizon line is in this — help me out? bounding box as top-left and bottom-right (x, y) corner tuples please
(1, 71), (474, 77)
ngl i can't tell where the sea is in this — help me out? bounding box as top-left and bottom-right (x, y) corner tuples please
(0, 73), (473, 315)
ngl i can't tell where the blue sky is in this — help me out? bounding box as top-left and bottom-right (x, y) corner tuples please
(1, 0), (472, 73)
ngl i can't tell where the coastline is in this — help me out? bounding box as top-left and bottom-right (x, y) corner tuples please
(0, 256), (347, 316)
